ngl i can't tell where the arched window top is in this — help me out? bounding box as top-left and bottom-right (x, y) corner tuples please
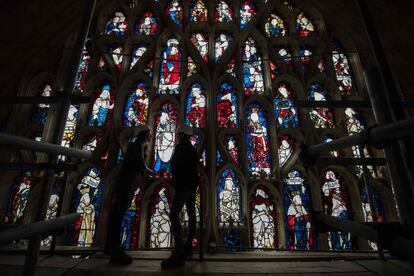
(217, 168), (242, 224)
(159, 37), (182, 94)
(215, 32), (233, 62)
(296, 12), (316, 37)
(88, 84), (115, 127)
(190, 0), (208, 22)
(240, 1), (256, 29)
(167, 0), (183, 28)
(135, 11), (158, 36)
(105, 11), (128, 36)
(185, 82), (207, 128)
(190, 32), (209, 62)
(215, 0), (233, 22)
(123, 82), (149, 127)
(265, 13), (287, 37)
(332, 40), (354, 95)
(278, 134), (295, 167)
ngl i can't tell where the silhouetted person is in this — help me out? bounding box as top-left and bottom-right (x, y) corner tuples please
(161, 125), (198, 269)
(108, 125), (151, 265)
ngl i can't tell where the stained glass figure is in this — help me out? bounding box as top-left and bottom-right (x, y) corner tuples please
(111, 46), (124, 70)
(42, 184), (60, 246)
(135, 11), (158, 35)
(225, 135), (240, 165)
(270, 62), (280, 80)
(68, 168), (104, 247)
(332, 40), (353, 95)
(159, 37), (181, 94)
(217, 168), (241, 224)
(144, 60), (154, 79)
(265, 14), (286, 37)
(215, 0), (233, 22)
(217, 82), (238, 128)
(190, 33), (209, 62)
(322, 170), (352, 251)
(360, 186), (385, 250)
(190, 0), (207, 22)
(274, 82), (299, 128)
(185, 83), (206, 128)
(31, 83), (54, 127)
(245, 104), (272, 176)
(123, 82), (149, 126)
(59, 105), (80, 162)
(242, 37), (264, 95)
(278, 135), (295, 167)
(88, 84), (115, 127)
(153, 103), (177, 177)
(167, 0), (183, 28)
(74, 44), (90, 94)
(215, 33), (232, 62)
(5, 171), (32, 223)
(278, 48), (292, 67)
(308, 82), (334, 128)
(224, 228), (243, 252)
(283, 170), (314, 250)
(296, 12), (316, 37)
(226, 56), (236, 77)
(187, 57), (197, 77)
(105, 12), (128, 36)
(216, 150), (224, 167)
(250, 187), (276, 248)
(82, 134), (102, 152)
(299, 47), (313, 74)
(149, 184), (172, 248)
(322, 135), (341, 157)
(240, 1), (256, 29)
(130, 45), (147, 69)
(121, 187), (143, 249)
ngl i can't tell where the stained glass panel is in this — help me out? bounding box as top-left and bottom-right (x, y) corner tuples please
(299, 47), (313, 74)
(187, 57), (197, 77)
(278, 135), (295, 167)
(167, 0), (183, 28)
(135, 11), (158, 35)
(59, 105), (80, 162)
(123, 82), (149, 126)
(240, 1), (256, 29)
(296, 12), (316, 37)
(274, 82), (299, 128)
(322, 135), (341, 157)
(225, 135), (240, 165)
(217, 82), (238, 128)
(332, 40), (353, 95)
(215, 0), (233, 22)
(217, 168), (241, 224)
(130, 45), (147, 69)
(105, 12), (128, 36)
(277, 48), (292, 67)
(283, 170), (314, 250)
(190, 33), (209, 62)
(185, 82), (207, 128)
(111, 46), (124, 70)
(74, 43), (90, 94)
(265, 14), (286, 37)
(308, 82), (334, 128)
(245, 103), (272, 176)
(251, 187), (276, 248)
(242, 37), (264, 95)
(153, 103), (178, 177)
(215, 33), (232, 62)
(270, 62), (280, 80)
(159, 37), (181, 94)
(148, 184), (172, 248)
(190, 0), (207, 22)
(42, 183), (60, 246)
(88, 84), (115, 127)
(5, 171), (32, 223)
(31, 83), (54, 127)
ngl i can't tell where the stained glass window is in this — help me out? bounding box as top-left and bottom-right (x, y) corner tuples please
(215, 0), (233, 22)
(332, 40), (353, 95)
(88, 84), (115, 127)
(190, 0), (207, 22)
(240, 1), (255, 29)
(185, 82), (207, 128)
(225, 135), (240, 165)
(153, 103), (177, 177)
(215, 33), (232, 62)
(74, 43), (90, 94)
(226, 57), (236, 77)
(130, 45), (147, 69)
(121, 186), (143, 249)
(217, 82), (238, 128)
(242, 37), (264, 95)
(67, 168), (104, 247)
(111, 46), (124, 70)
(135, 11), (158, 35)
(299, 47), (313, 74)
(42, 183), (60, 246)
(167, 0), (183, 28)
(187, 57), (197, 77)
(31, 83), (54, 127)
(159, 37), (181, 94)
(296, 12), (316, 37)
(5, 171), (32, 223)
(308, 82), (334, 128)
(278, 135), (295, 167)
(217, 168), (241, 224)
(190, 33), (209, 62)
(283, 170), (314, 250)
(246, 103), (272, 176)
(274, 82), (299, 128)
(322, 170), (352, 251)
(123, 82), (149, 127)
(265, 14), (286, 37)
(148, 184), (172, 248)
(59, 105), (79, 162)
(250, 187), (276, 248)
(105, 12), (128, 36)
(277, 48), (292, 67)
